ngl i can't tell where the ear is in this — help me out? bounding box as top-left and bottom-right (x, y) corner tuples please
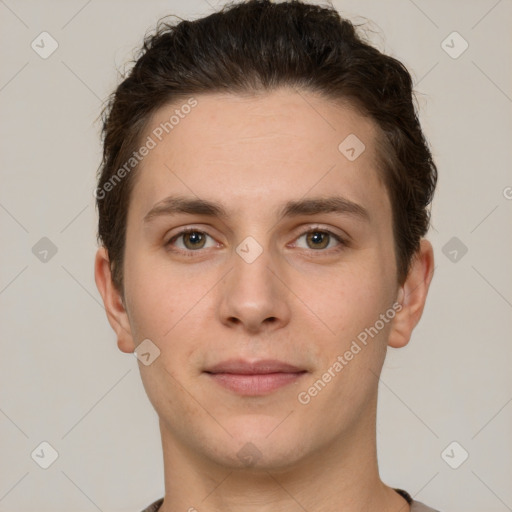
(94, 246), (136, 353)
(388, 238), (435, 349)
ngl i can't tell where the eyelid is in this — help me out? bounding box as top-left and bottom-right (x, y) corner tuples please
(165, 224), (349, 254)
(289, 225), (348, 251)
(165, 226), (219, 249)
(292, 223), (348, 240)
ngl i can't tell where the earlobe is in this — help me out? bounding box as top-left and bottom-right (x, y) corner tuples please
(387, 239), (435, 349)
(94, 247), (136, 353)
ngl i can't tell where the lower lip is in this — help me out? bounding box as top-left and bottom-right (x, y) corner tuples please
(206, 372), (306, 395)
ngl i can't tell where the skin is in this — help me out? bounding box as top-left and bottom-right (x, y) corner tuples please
(95, 87), (434, 512)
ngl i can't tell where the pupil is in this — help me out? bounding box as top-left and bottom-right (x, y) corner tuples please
(187, 232), (203, 247)
(309, 231), (328, 249)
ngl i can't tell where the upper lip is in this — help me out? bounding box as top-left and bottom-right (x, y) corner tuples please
(205, 359), (306, 375)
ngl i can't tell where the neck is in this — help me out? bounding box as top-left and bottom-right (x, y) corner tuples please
(157, 398), (409, 512)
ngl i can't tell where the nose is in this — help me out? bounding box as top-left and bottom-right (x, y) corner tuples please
(217, 242), (291, 334)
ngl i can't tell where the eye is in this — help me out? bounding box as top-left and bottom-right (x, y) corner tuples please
(166, 229), (217, 252)
(293, 229), (345, 251)
(165, 227), (347, 256)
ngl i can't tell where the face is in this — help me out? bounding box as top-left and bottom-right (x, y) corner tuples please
(101, 88), (408, 470)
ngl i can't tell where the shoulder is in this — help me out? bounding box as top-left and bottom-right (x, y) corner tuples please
(139, 497), (164, 512)
(395, 488), (440, 512)
(411, 498), (442, 511)
(139, 495), (441, 512)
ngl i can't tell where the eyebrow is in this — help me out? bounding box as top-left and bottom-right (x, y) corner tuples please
(143, 195), (370, 223)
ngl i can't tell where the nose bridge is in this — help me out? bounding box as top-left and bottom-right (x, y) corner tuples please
(233, 237), (274, 293)
(218, 235), (291, 332)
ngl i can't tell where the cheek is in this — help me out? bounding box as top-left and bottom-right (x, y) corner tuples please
(296, 267), (394, 419)
(297, 262), (394, 345)
(122, 245), (216, 367)
(123, 242), (177, 344)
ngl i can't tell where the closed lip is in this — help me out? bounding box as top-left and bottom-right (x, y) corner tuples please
(204, 359), (306, 375)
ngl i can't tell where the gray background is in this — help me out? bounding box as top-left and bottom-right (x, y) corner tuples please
(1, 0), (511, 511)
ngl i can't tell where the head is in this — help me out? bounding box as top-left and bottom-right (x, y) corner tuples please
(95, 0), (436, 471)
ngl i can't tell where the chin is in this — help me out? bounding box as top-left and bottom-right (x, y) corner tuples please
(224, 413), (293, 442)
(205, 416), (309, 470)
(210, 442), (305, 473)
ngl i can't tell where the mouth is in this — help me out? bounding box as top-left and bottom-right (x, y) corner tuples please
(204, 359), (308, 395)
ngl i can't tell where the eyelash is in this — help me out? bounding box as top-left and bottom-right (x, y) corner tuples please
(165, 226), (348, 257)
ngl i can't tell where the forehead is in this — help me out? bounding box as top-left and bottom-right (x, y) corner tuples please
(128, 88), (390, 226)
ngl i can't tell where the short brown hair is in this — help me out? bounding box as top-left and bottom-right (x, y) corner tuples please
(96, 0), (437, 293)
